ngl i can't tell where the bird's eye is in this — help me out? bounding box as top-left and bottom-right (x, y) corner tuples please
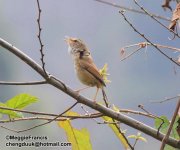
(73, 40), (78, 42)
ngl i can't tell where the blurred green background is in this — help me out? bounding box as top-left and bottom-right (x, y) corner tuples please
(0, 0), (180, 149)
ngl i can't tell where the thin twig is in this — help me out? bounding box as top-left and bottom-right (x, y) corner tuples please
(80, 105), (118, 125)
(18, 102), (78, 133)
(0, 126), (18, 133)
(97, 120), (120, 124)
(1, 102), (78, 133)
(0, 113), (103, 123)
(122, 43), (143, 49)
(155, 44), (180, 52)
(121, 42), (180, 61)
(93, 0), (171, 21)
(119, 11), (180, 66)
(36, 0), (48, 77)
(49, 76), (67, 91)
(0, 106), (58, 116)
(119, 109), (155, 119)
(138, 105), (158, 118)
(0, 106), (100, 120)
(80, 104), (100, 123)
(122, 42), (180, 52)
(160, 99), (180, 150)
(0, 105), (156, 122)
(150, 95), (180, 103)
(120, 46), (143, 61)
(101, 88), (109, 107)
(138, 105), (165, 136)
(133, 0), (180, 38)
(0, 80), (47, 85)
(133, 138), (138, 149)
(0, 116), (66, 123)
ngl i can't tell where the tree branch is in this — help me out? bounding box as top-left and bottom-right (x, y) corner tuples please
(133, 0), (180, 38)
(120, 46), (143, 61)
(0, 113), (103, 123)
(93, 0), (171, 21)
(0, 80), (47, 85)
(122, 42), (180, 52)
(36, 0), (48, 77)
(0, 37), (180, 148)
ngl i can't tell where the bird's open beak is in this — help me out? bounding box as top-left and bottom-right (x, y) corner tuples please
(64, 36), (73, 53)
(64, 36), (69, 43)
(64, 36), (73, 45)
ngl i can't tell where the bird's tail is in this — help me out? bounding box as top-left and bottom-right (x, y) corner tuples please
(101, 87), (109, 107)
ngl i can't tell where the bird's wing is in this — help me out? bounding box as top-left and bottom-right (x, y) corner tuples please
(79, 59), (106, 87)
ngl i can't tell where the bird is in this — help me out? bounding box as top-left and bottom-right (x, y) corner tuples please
(65, 36), (108, 106)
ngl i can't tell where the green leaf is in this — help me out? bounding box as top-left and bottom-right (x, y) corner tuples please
(101, 105), (130, 149)
(0, 102), (23, 118)
(164, 145), (176, 150)
(138, 137), (147, 142)
(154, 116), (180, 140)
(112, 104), (120, 112)
(154, 116), (170, 133)
(127, 135), (137, 139)
(59, 111), (92, 150)
(6, 93), (38, 109)
(128, 132), (147, 142)
(102, 115), (131, 150)
(99, 63), (111, 83)
(171, 117), (180, 140)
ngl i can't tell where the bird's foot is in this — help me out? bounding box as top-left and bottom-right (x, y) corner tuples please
(75, 86), (90, 93)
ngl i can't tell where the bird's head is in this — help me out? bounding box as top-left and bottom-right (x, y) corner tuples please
(65, 36), (90, 58)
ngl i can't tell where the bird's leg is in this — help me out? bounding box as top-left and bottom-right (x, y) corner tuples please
(93, 88), (99, 103)
(75, 86), (90, 93)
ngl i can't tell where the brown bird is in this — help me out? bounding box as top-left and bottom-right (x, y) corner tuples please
(65, 37), (108, 105)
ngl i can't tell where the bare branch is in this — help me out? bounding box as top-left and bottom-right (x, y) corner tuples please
(93, 0), (171, 21)
(138, 104), (165, 136)
(0, 80), (47, 85)
(0, 114), (103, 123)
(133, 0), (180, 38)
(118, 11), (180, 66)
(155, 44), (180, 52)
(13, 102), (78, 133)
(0, 105), (103, 119)
(138, 104), (164, 121)
(122, 42), (180, 52)
(150, 95), (180, 103)
(120, 46), (143, 61)
(0, 106), (58, 116)
(120, 42), (180, 62)
(36, 0), (48, 77)
(0, 116), (66, 123)
(119, 109), (155, 119)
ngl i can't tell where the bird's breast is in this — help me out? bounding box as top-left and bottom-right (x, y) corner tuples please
(74, 60), (102, 88)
